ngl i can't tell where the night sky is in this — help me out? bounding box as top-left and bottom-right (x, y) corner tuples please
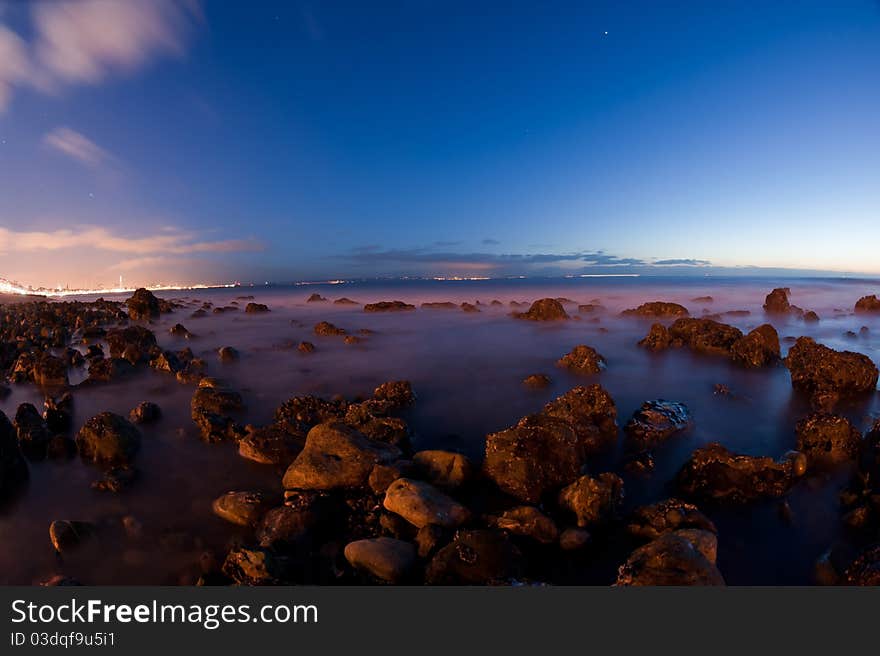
(1, 1), (879, 288)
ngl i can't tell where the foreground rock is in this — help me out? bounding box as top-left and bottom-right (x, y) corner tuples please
(238, 424), (304, 465)
(615, 533), (725, 586)
(488, 506), (558, 544)
(129, 401), (160, 425)
(484, 414), (584, 503)
(344, 537), (417, 583)
(542, 385), (618, 454)
(212, 491), (274, 527)
(558, 473), (624, 527)
(621, 302), (689, 318)
(222, 547), (286, 585)
(676, 443), (806, 503)
(795, 413), (861, 468)
(412, 450), (475, 489)
(0, 411), (28, 501)
(785, 337), (878, 409)
(282, 423), (400, 490)
(627, 499), (717, 541)
(425, 529), (524, 584)
(556, 345), (606, 374)
(49, 520), (96, 553)
(75, 413), (141, 466)
(625, 400), (692, 446)
(383, 478), (471, 528)
(512, 298), (569, 321)
(855, 295), (880, 314)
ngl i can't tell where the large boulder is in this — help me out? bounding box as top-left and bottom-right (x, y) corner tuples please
(855, 295), (880, 314)
(75, 412), (141, 466)
(483, 414), (585, 503)
(676, 443), (806, 503)
(513, 298), (569, 321)
(557, 473), (624, 527)
(622, 302), (689, 318)
(730, 324), (780, 368)
(344, 537), (417, 583)
(624, 400), (693, 446)
(668, 318), (743, 356)
(785, 337), (878, 409)
(615, 533), (725, 586)
(383, 478), (471, 528)
(795, 413), (861, 468)
(425, 529), (524, 584)
(556, 345), (606, 374)
(282, 423), (400, 490)
(542, 385), (618, 455)
(126, 288), (161, 320)
(763, 287), (793, 314)
(0, 410), (28, 501)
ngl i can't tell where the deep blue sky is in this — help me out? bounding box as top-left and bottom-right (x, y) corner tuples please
(1, 1), (878, 288)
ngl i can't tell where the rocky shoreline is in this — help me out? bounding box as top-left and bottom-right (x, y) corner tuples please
(2, 286), (880, 585)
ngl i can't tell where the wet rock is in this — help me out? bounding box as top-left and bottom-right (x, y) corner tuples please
(238, 424), (304, 466)
(557, 473), (624, 527)
(623, 450), (655, 475)
(795, 413), (861, 468)
(222, 547), (286, 585)
(621, 302), (689, 318)
(257, 504), (320, 549)
(676, 443), (806, 503)
(91, 465), (138, 493)
(343, 335), (363, 345)
(804, 311), (820, 323)
(344, 403), (410, 447)
(855, 295), (880, 314)
(615, 533), (725, 586)
(363, 301), (416, 312)
(668, 318), (743, 356)
(559, 527), (591, 550)
(49, 520), (96, 553)
(0, 410), (28, 500)
(638, 323), (672, 351)
(344, 537), (417, 583)
(14, 403), (51, 459)
(488, 506), (558, 544)
(383, 478), (471, 528)
(307, 293), (327, 302)
(415, 524), (450, 559)
(522, 373), (551, 389)
(730, 324), (780, 368)
(785, 337), (878, 409)
(556, 344), (606, 374)
(44, 393), (73, 434)
(86, 357), (135, 383)
(333, 297), (358, 305)
(483, 413), (584, 503)
(763, 287), (796, 315)
(672, 529), (718, 564)
(169, 323), (193, 339)
(412, 450), (475, 489)
(283, 423), (400, 490)
(843, 544), (880, 585)
(149, 350), (182, 374)
(298, 341), (315, 353)
(373, 380), (416, 409)
(212, 491), (274, 527)
(75, 413), (141, 466)
(578, 304), (604, 313)
(191, 379), (245, 442)
(460, 302), (480, 313)
(40, 575), (82, 587)
(627, 499), (717, 541)
(274, 395), (346, 434)
(692, 296), (714, 303)
(245, 302), (270, 314)
(32, 354), (69, 388)
(542, 385), (618, 455)
(126, 288), (160, 320)
(217, 346), (239, 363)
(625, 400), (692, 446)
(512, 298), (569, 321)
(425, 529), (524, 584)
(46, 435), (76, 460)
(106, 325), (158, 363)
(421, 302), (458, 310)
(314, 321), (347, 336)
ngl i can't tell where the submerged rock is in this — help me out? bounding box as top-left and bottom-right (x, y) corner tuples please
(314, 321), (346, 336)
(676, 443), (806, 503)
(363, 301), (416, 312)
(615, 533), (725, 586)
(522, 373), (551, 389)
(383, 478), (471, 528)
(75, 413), (141, 466)
(129, 401), (161, 425)
(307, 293), (327, 303)
(460, 302), (480, 313)
(421, 302), (457, 310)
(795, 413), (861, 468)
(625, 400), (692, 446)
(282, 423), (400, 490)
(217, 346), (239, 363)
(344, 537), (417, 583)
(483, 413), (584, 503)
(556, 345), (606, 374)
(245, 302), (270, 314)
(638, 323), (672, 351)
(621, 302), (689, 318)
(513, 298), (569, 321)
(334, 297), (359, 305)
(90, 465), (137, 493)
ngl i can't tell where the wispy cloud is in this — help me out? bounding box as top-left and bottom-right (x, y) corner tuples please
(43, 127), (110, 167)
(482, 238), (500, 246)
(0, 0), (200, 112)
(0, 225), (263, 256)
(653, 258), (711, 266)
